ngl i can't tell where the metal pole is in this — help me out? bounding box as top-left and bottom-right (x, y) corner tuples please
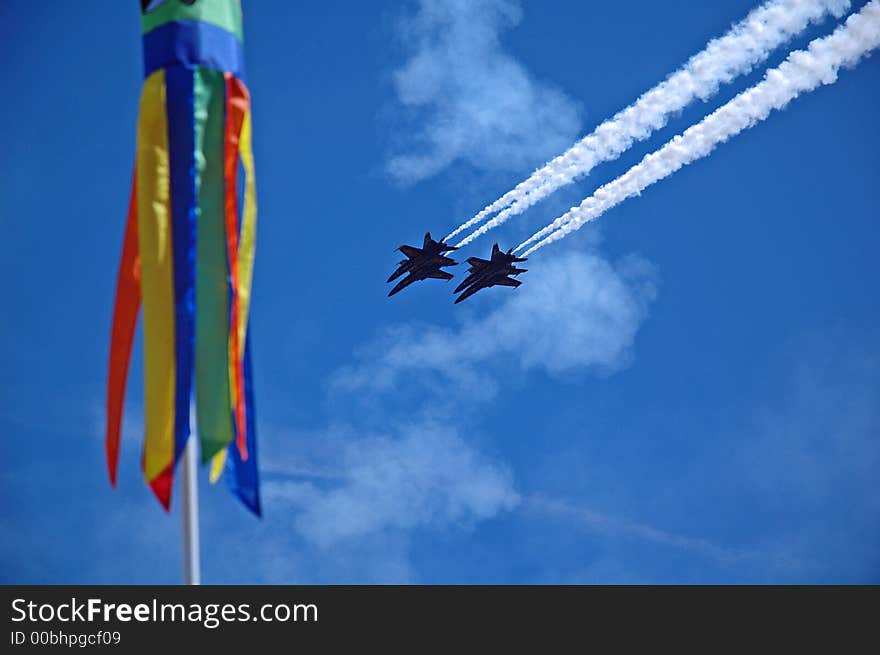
(180, 433), (201, 585)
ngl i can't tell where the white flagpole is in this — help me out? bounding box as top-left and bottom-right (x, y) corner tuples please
(180, 431), (201, 585)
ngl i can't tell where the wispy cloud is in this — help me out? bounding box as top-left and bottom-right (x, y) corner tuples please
(525, 494), (748, 564)
(741, 335), (880, 581)
(263, 421), (519, 549)
(386, 0), (581, 184)
(334, 250), (658, 400)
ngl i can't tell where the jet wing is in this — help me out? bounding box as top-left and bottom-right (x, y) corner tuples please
(466, 257), (490, 268)
(493, 276), (521, 288)
(399, 245), (423, 259)
(418, 254), (458, 268)
(453, 275), (519, 303)
(425, 270), (454, 281)
(433, 255), (459, 267)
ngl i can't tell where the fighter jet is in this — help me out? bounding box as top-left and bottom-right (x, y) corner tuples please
(387, 232), (459, 297)
(453, 243), (527, 304)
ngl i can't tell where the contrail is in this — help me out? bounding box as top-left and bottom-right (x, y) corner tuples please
(445, 0), (851, 247)
(524, 494), (749, 563)
(518, 0), (880, 256)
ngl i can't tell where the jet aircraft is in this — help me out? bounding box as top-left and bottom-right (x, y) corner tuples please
(453, 243), (527, 304)
(387, 232), (459, 297)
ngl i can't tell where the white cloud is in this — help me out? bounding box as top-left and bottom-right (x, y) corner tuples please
(386, 0), (581, 183)
(263, 422), (519, 549)
(335, 250), (658, 399)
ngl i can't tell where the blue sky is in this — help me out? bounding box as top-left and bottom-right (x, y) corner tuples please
(1, 0), (878, 583)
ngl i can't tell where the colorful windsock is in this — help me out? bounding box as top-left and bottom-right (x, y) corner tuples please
(106, 0), (260, 516)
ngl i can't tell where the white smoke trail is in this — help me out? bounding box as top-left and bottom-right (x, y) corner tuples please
(446, 0), (851, 247)
(518, 0), (880, 256)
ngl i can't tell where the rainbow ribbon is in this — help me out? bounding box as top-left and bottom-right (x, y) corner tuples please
(106, 0), (260, 515)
